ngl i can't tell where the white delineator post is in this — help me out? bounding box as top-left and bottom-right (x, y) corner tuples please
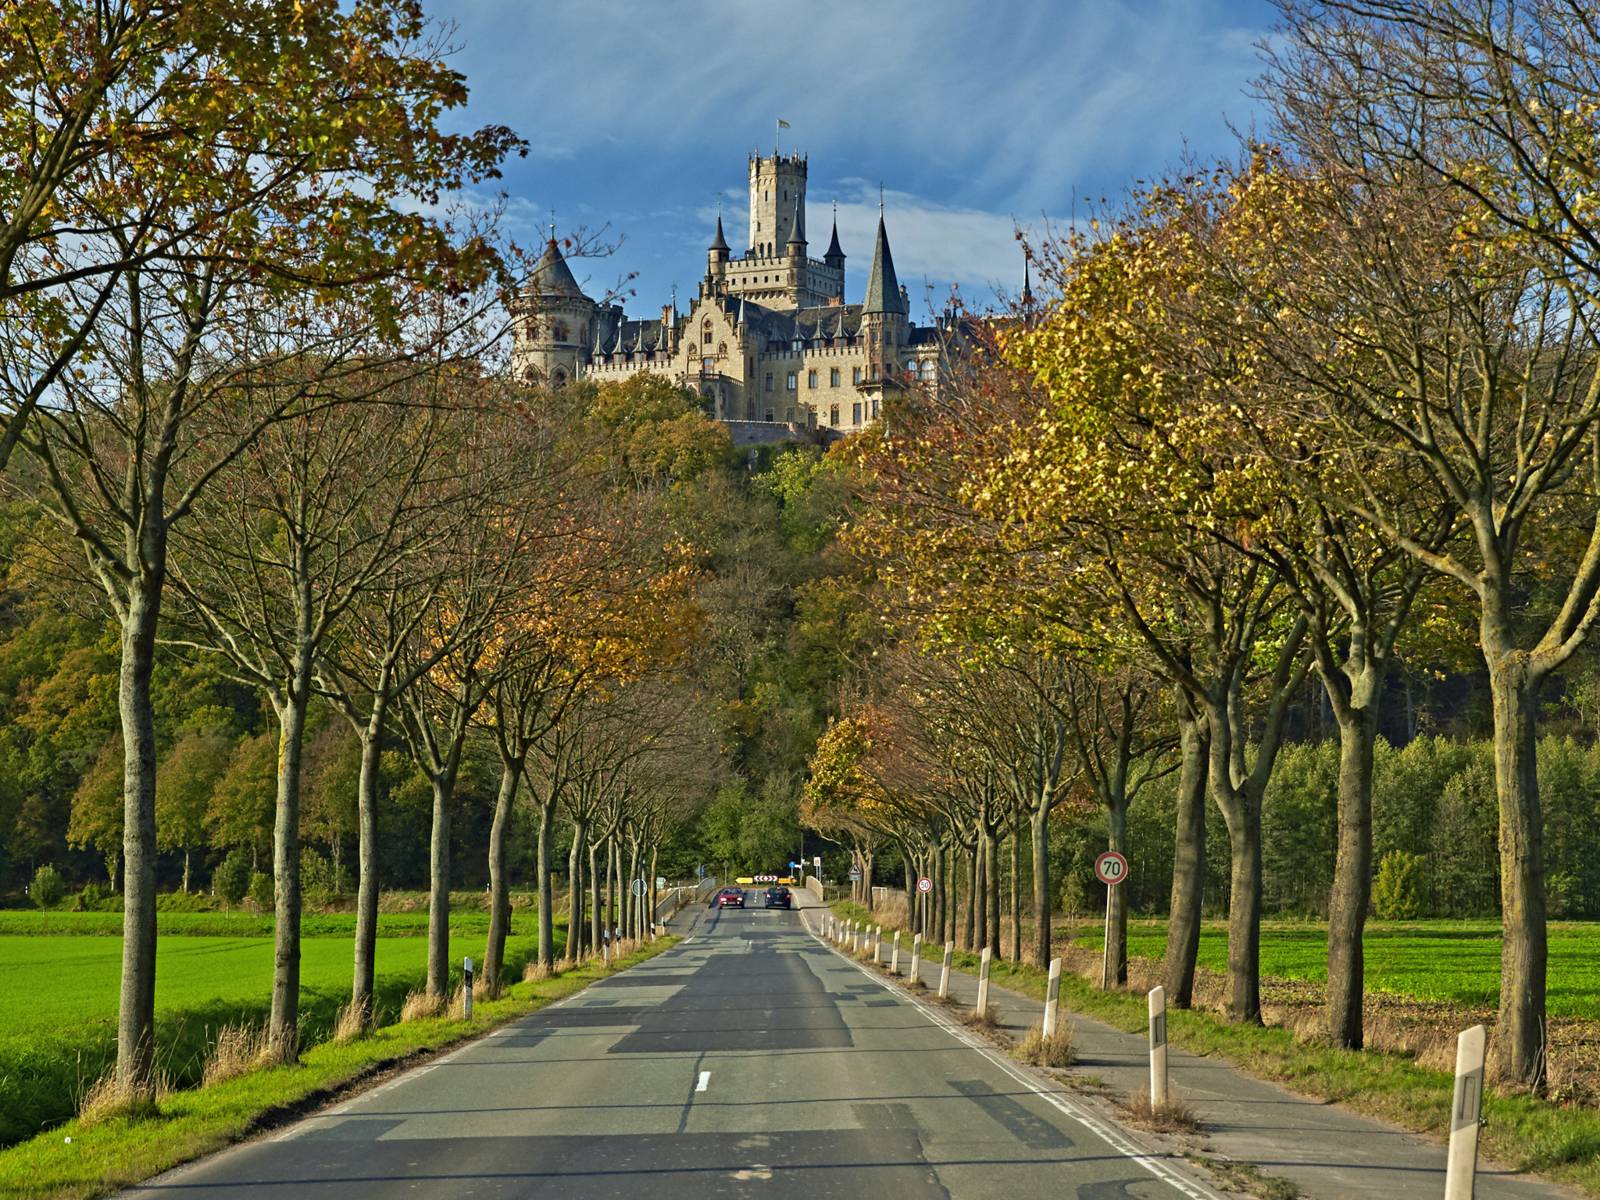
(873, 926), (883, 965)
(939, 942), (954, 999)
(976, 947), (992, 1019)
(891, 931), (901, 975)
(1148, 985), (1168, 1106)
(1444, 1024), (1487, 1200)
(852, 922), (861, 954)
(1043, 958), (1062, 1039)
(462, 957), (474, 1019)
(909, 933), (923, 985)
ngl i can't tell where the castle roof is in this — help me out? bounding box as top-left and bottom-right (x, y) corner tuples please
(709, 214), (729, 253)
(530, 237), (586, 300)
(862, 215), (907, 315)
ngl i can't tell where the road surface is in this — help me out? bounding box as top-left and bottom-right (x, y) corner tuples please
(122, 891), (1219, 1199)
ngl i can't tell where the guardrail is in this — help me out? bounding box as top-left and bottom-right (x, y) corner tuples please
(653, 877), (718, 928)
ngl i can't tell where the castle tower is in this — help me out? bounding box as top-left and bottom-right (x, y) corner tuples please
(706, 212), (730, 296)
(514, 232), (596, 386)
(823, 202), (845, 272)
(860, 209), (908, 384)
(748, 152), (807, 257)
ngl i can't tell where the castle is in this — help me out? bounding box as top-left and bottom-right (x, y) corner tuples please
(512, 151), (982, 435)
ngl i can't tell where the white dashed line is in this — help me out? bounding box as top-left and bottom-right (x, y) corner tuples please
(696, 1070), (711, 1092)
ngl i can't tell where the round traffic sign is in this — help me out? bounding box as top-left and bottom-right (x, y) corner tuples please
(916, 876), (932, 894)
(1095, 850), (1129, 886)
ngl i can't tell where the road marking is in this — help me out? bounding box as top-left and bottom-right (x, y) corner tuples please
(801, 910), (1223, 1200)
(697, 1070), (712, 1092)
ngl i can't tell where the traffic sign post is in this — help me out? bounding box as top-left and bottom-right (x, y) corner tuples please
(1094, 850), (1129, 990)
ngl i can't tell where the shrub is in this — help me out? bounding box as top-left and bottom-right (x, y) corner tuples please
(1373, 850), (1427, 920)
(302, 848), (351, 904)
(213, 849), (252, 905)
(73, 881), (111, 911)
(247, 870), (274, 912)
(31, 864), (65, 908)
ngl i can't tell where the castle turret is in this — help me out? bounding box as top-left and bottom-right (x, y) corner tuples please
(514, 232), (596, 386)
(786, 192), (806, 260)
(860, 209), (909, 385)
(706, 213), (730, 295)
(823, 202), (845, 272)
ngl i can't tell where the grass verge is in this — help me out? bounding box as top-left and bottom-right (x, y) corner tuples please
(827, 900), (1600, 1197)
(0, 937), (676, 1200)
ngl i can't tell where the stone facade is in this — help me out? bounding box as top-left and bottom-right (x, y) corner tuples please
(512, 152), (963, 435)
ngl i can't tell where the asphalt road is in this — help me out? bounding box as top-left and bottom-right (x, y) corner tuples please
(122, 890), (1220, 1199)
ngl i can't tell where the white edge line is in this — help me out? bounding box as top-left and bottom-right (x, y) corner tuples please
(797, 907), (1223, 1200)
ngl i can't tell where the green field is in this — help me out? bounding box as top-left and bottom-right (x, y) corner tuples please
(0, 908), (565, 1148)
(1075, 919), (1600, 1018)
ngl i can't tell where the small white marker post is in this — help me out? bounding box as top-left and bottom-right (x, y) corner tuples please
(852, 921), (861, 953)
(976, 947), (992, 1019)
(1148, 985), (1169, 1106)
(939, 941), (954, 999)
(1444, 1024), (1487, 1200)
(1043, 958), (1062, 1039)
(462, 957), (474, 1020)
(873, 926), (883, 965)
(909, 933), (923, 985)
(891, 931), (901, 975)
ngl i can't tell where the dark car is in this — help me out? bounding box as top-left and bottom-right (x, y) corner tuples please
(764, 886), (791, 909)
(715, 887), (745, 908)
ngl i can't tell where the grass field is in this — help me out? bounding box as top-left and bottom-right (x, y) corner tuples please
(0, 907), (566, 1148)
(1071, 918), (1600, 1018)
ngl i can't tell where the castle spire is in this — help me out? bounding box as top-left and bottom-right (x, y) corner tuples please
(1021, 253), (1034, 306)
(823, 199), (845, 268)
(862, 211), (907, 315)
(709, 212), (729, 253)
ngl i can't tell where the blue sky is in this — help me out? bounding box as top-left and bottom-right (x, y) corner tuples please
(439, 0), (1278, 319)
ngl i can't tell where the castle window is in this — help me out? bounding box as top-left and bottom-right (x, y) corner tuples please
(703, 321), (713, 346)
(852, 367), (862, 384)
(718, 341), (727, 357)
(830, 368), (840, 387)
(807, 370), (817, 389)
(829, 404), (839, 426)
(786, 371), (797, 391)
(764, 372), (773, 392)
(553, 321), (568, 343)
(870, 331), (878, 347)
(765, 408), (774, 422)
(872, 398), (880, 419)
(746, 398), (756, 419)
(852, 402), (862, 425)
(552, 369), (567, 387)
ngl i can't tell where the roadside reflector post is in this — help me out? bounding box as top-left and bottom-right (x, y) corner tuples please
(939, 941), (954, 999)
(873, 926), (883, 965)
(463, 957), (474, 1019)
(909, 933), (923, 985)
(852, 921), (861, 953)
(1445, 1024), (1487, 1200)
(891, 931), (901, 974)
(976, 947), (992, 1018)
(1148, 985), (1168, 1105)
(1043, 958), (1062, 1039)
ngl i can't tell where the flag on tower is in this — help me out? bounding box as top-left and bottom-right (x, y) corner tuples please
(777, 118), (791, 129)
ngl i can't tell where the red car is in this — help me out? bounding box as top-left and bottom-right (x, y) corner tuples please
(715, 887), (746, 908)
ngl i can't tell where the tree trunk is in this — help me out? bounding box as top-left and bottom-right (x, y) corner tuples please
(963, 841), (978, 950)
(566, 820), (587, 964)
(426, 775), (452, 999)
(1215, 786), (1263, 1023)
(1008, 829), (1020, 963)
(350, 695), (387, 1026)
(1105, 797), (1129, 987)
(985, 827), (1001, 960)
(1326, 687), (1378, 1049)
(482, 761), (518, 997)
(1487, 653), (1549, 1090)
(1031, 804), (1052, 969)
(536, 802), (555, 968)
(182, 849), (191, 895)
(116, 575), (162, 1102)
(588, 838), (601, 955)
(268, 680), (310, 1062)
(1164, 698), (1207, 1008)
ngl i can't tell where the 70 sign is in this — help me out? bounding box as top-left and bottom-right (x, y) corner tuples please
(1095, 850), (1128, 990)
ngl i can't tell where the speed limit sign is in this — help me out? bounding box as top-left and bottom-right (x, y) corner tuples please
(916, 877), (932, 894)
(1095, 850), (1128, 886)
